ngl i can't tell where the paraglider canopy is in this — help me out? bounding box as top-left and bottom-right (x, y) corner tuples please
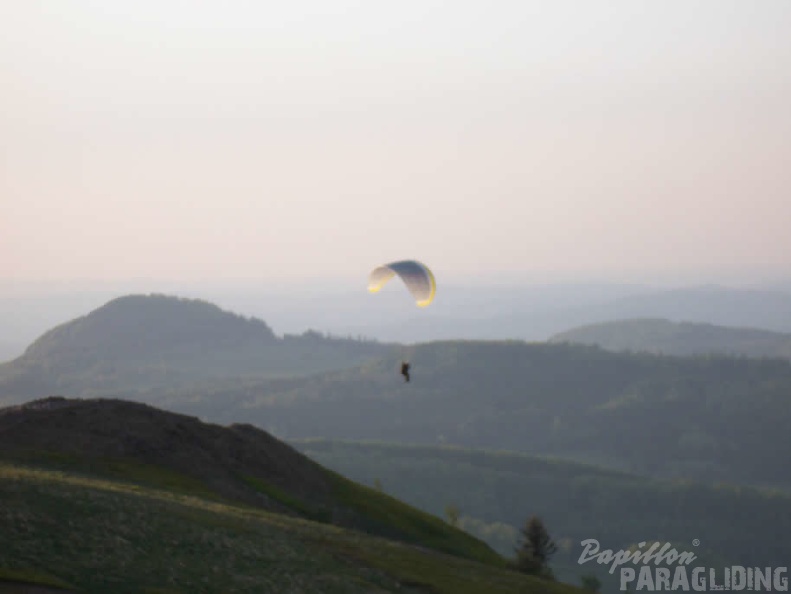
(368, 260), (436, 307)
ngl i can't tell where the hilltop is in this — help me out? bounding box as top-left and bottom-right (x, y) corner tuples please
(550, 318), (791, 359)
(0, 398), (569, 594)
(0, 294), (390, 402)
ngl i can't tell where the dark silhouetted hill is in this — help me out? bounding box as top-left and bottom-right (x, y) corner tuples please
(550, 318), (791, 359)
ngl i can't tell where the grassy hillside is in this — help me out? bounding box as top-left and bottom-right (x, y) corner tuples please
(0, 397), (498, 566)
(0, 295), (390, 402)
(0, 398), (570, 593)
(295, 439), (791, 581)
(550, 318), (791, 359)
(0, 463), (575, 594)
(158, 341), (791, 488)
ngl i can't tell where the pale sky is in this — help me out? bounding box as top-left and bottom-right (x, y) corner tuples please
(2, 1), (790, 287)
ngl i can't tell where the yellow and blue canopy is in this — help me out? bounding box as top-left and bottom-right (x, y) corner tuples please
(368, 260), (436, 307)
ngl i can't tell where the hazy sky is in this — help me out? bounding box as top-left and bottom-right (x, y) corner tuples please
(2, 1), (790, 288)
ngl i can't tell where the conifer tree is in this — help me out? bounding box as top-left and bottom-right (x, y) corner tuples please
(514, 515), (557, 579)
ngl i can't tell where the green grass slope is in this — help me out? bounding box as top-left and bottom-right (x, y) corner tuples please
(550, 318), (791, 359)
(0, 463), (577, 594)
(0, 397), (497, 567)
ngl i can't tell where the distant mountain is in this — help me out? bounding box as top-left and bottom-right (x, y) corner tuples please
(165, 341), (791, 489)
(5, 283), (791, 346)
(335, 285), (791, 342)
(0, 282), (647, 347)
(0, 397), (551, 594)
(0, 294), (391, 401)
(596, 286), (791, 332)
(550, 318), (791, 359)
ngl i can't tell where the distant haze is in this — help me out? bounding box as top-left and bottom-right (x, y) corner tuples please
(2, 1), (790, 286)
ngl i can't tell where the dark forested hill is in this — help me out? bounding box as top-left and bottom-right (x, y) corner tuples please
(550, 318), (791, 359)
(164, 341), (791, 488)
(0, 294), (390, 402)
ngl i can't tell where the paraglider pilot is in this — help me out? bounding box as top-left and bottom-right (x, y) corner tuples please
(400, 361), (411, 383)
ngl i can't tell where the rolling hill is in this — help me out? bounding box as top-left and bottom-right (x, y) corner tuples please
(3, 294), (791, 489)
(550, 318), (791, 359)
(158, 341), (791, 489)
(0, 294), (390, 402)
(0, 398), (565, 594)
